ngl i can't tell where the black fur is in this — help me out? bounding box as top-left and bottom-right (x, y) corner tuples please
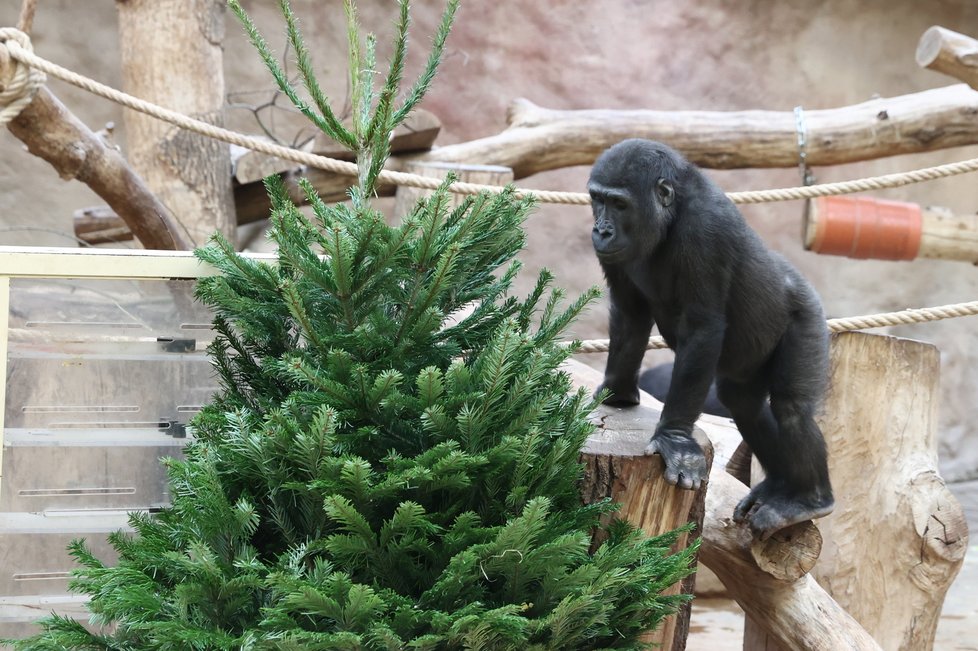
(589, 139), (834, 539)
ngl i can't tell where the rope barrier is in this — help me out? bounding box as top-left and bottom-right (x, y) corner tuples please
(571, 300), (978, 353)
(5, 29), (978, 207)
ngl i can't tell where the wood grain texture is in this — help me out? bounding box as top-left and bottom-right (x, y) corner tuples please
(117, 0), (234, 246)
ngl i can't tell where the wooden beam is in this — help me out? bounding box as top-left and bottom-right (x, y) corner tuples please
(917, 26), (978, 91)
(413, 85), (978, 174)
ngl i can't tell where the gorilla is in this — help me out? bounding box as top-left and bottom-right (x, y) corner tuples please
(589, 139), (834, 539)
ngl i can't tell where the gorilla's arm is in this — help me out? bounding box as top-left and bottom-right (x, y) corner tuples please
(658, 305), (726, 433)
(598, 271), (654, 406)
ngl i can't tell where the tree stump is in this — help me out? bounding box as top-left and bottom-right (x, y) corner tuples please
(744, 332), (969, 651)
(580, 403), (712, 651)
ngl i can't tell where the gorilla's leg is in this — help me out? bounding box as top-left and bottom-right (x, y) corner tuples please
(720, 324), (834, 539)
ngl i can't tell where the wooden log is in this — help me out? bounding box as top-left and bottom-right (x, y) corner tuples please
(804, 196), (978, 264)
(407, 85), (978, 175)
(917, 26), (978, 91)
(73, 79), (978, 244)
(117, 0), (235, 247)
(6, 87), (189, 250)
(703, 471), (881, 651)
(744, 332), (969, 651)
(562, 359), (881, 650)
(393, 161), (514, 221)
(580, 403), (711, 651)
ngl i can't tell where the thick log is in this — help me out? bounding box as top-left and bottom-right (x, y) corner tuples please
(744, 332), (969, 651)
(580, 403), (712, 651)
(6, 87), (189, 250)
(562, 359), (881, 650)
(117, 0), (235, 247)
(917, 26), (978, 91)
(414, 84), (978, 175)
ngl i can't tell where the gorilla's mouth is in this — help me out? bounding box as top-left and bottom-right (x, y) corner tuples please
(594, 246), (628, 262)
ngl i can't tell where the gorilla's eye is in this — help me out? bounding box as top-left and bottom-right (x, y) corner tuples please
(611, 197), (628, 211)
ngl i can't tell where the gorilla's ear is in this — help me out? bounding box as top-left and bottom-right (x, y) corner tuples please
(656, 178), (675, 207)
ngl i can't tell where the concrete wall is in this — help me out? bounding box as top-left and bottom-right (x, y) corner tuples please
(1, 0), (977, 478)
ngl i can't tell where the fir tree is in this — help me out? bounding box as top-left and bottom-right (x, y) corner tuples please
(11, 1), (696, 649)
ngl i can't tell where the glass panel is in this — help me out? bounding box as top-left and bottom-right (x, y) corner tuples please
(1, 277), (217, 513)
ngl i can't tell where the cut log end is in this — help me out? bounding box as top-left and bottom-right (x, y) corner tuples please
(749, 521), (823, 582)
(916, 26), (948, 68)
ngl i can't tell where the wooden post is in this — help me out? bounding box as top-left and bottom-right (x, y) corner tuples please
(580, 403), (712, 651)
(116, 0), (234, 247)
(744, 332), (969, 651)
(393, 161), (514, 221)
(563, 359), (882, 650)
(916, 26), (978, 90)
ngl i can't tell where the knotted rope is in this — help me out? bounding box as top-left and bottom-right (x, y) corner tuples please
(0, 28), (44, 126)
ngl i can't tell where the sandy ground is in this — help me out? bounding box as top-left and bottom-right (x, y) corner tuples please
(686, 480), (978, 650)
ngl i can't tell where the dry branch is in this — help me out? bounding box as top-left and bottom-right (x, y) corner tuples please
(917, 26), (978, 90)
(7, 87), (189, 250)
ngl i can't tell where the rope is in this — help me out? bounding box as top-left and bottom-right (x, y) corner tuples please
(0, 28), (44, 126)
(4, 29), (978, 206)
(572, 300), (978, 353)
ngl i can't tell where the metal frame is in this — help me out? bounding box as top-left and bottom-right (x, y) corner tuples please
(0, 245), (275, 500)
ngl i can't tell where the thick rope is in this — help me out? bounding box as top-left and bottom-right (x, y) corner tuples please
(0, 28), (44, 126)
(5, 31), (978, 206)
(572, 300), (978, 353)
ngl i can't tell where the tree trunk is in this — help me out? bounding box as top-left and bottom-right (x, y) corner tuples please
(116, 0), (234, 247)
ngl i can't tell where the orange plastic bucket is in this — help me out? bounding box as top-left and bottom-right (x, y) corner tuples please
(804, 196), (922, 261)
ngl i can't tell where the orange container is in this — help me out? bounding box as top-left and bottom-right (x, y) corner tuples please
(804, 196), (923, 261)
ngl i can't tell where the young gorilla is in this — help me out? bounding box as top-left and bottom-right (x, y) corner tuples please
(589, 139), (834, 540)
